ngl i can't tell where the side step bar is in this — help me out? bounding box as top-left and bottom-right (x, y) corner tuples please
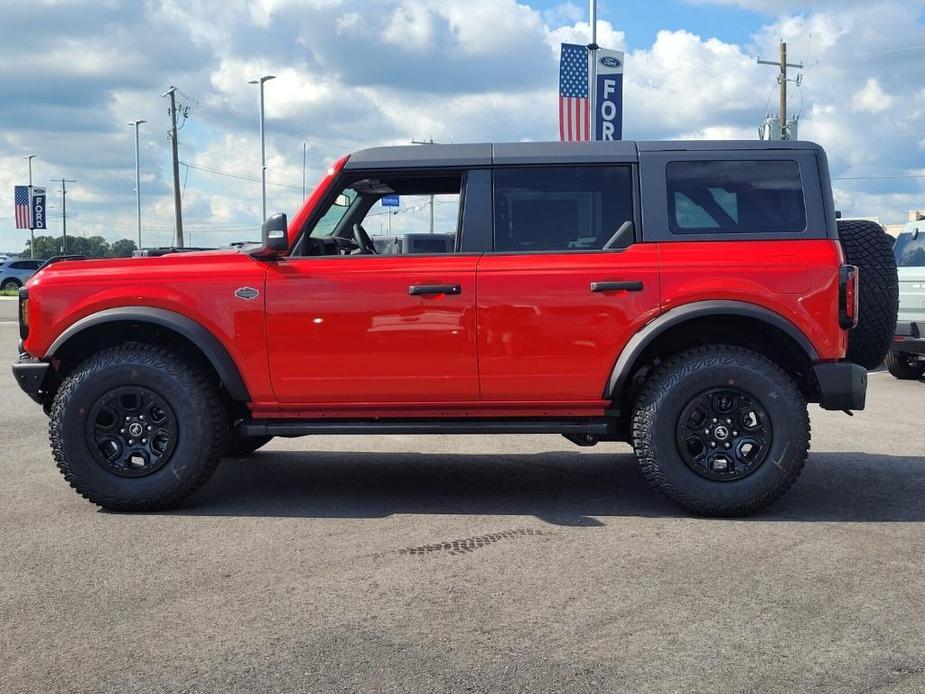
(240, 417), (619, 438)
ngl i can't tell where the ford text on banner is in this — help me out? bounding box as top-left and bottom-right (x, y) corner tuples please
(595, 49), (624, 141)
(15, 186), (31, 229)
(31, 187), (47, 230)
(559, 43), (590, 141)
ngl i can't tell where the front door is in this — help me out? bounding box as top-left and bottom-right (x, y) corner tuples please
(266, 168), (480, 405)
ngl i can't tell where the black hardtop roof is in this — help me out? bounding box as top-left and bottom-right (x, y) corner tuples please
(345, 140), (823, 169)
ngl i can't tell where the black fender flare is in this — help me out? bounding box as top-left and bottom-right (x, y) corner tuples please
(605, 300), (820, 399)
(45, 306), (250, 402)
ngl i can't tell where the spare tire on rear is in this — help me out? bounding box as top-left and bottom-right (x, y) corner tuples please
(837, 219), (899, 370)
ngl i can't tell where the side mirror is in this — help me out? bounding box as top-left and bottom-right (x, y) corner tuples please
(253, 213), (288, 257)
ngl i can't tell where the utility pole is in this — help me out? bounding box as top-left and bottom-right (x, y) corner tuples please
(302, 142), (307, 200)
(411, 138), (437, 232)
(128, 119), (146, 249)
(162, 87), (185, 247)
(758, 41), (804, 140)
(25, 155), (36, 258)
(249, 75), (276, 221)
(53, 178), (76, 255)
(588, 0), (599, 141)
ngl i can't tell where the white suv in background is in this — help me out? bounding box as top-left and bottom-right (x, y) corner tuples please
(887, 223), (925, 379)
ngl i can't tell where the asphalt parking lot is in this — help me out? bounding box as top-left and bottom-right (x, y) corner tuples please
(2, 298), (924, 693)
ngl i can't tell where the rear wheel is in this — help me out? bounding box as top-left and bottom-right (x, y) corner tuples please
(632, 345), (810, 516)
(837, 219), (899, 369)
(1, 278), (21, 291)
(885, 351), (925, 380)
(50, 344), (226, 511)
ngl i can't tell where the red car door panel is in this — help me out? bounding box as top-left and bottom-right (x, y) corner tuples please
(476, 246), (661, 401)
(266, 255), (479, 403)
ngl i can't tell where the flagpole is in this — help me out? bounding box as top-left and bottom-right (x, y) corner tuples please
(25, 155), (36, 258)
(588, 0), (599, 141)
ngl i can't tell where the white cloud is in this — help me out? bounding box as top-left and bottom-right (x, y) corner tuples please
(853, 78), (894, 113)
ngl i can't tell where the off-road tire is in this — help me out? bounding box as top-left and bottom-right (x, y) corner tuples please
(50, 344), (226, 511)
(224, 432), (273, 457)
(1, 278), (22, 291)
(632, 345), (810, 517)
(885, 351), (925, 380)
(837, 219), (899, 369)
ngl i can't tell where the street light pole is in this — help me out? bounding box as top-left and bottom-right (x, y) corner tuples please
(128, 120), (146, 249)
(25, 154), (36, 258)
(248, 75), (276, 221)
(588, 0), (599, 141)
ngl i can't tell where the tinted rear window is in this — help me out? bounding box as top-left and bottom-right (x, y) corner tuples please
(894, 231), (925, 267)
(667, 160), (807, 234)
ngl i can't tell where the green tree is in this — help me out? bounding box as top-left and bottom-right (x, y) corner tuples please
(25, 235), (62, 259)
(25, 236), (138, 259)
(110, 239), (138, 257)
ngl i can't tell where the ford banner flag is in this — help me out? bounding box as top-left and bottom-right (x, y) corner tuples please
(30, 187), (46, 230)
(595, 49), (624, 140)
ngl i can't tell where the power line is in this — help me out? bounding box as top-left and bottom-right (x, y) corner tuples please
(833, 174), (925, 181)
(180, 161), (304, 190)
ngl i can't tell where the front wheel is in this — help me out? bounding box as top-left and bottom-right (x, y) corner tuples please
(1, 278), (21, 291)
(632, 346), (810, 517)
(885, 351), (925, 380)
(49, 344), (226, 511)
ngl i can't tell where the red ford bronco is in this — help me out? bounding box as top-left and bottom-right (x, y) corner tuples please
(12, 141), (898, 516)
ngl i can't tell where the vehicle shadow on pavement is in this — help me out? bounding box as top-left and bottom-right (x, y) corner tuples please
(169, 449), (925, 525)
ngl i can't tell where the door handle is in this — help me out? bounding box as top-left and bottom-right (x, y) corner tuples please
(590, 281), (644, 293)
(408, 284), (462, 296)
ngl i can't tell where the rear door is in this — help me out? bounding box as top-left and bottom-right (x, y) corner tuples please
(476, 162), (661, 401)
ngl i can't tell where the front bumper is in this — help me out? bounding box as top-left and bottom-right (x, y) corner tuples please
(813, 362), (867, 411)
(12, 355), (49, 404)
(892, 321), (925, 357)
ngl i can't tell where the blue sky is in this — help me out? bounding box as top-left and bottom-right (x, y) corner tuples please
(1, 0), (924, 250)
(535, 0), (766, 46)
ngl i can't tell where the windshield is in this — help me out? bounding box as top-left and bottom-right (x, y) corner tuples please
(311, 190), (358, 238)
(894, 230), (925, 267)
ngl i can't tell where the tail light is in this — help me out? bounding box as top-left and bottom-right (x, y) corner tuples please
(839, 265), (859, 330)
(18, 286), (29, 341)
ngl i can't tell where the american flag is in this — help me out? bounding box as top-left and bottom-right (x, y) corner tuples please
(559, 43), (590, 141)
(14, 186), (31, 229)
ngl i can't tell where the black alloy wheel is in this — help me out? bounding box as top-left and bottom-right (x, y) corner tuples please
(675, 387), (772, 481)
(86, 386), (179, 477)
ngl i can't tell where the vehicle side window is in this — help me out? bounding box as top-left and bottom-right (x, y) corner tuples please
(894, 230), (925, 267)
(8, 262), (24, 270)
(667, 160), (806, 234)
(300, 171), (463, 256)
(493, 166), (634, 252)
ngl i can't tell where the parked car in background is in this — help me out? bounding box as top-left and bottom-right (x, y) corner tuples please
(886, 223), (925, 379)
(0, 258), (43, 290)
(372, 232), (455, 255)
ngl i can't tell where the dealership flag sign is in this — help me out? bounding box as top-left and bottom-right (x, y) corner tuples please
(595, 49), (624, 140)
(13, 186), (46, 230)
(559, 43), (591, 141)
(31, 187), (46, 230)
(14, 186), (30, 228)
(559, 44), (625, 141)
